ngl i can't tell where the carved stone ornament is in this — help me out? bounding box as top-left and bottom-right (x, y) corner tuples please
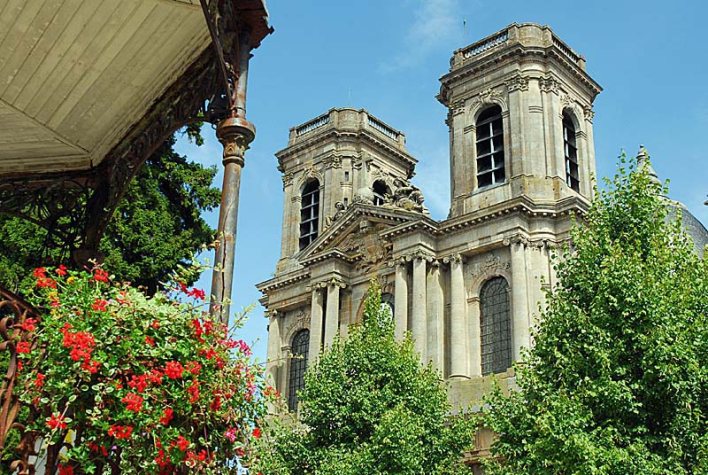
(560, 93), (574, 108)
(475, 87), (504, 106)
(505, 74), (529, 92)
(324, 201), (348, 228)
(471, 253), (510, 278)
(336, 224), (392, 272)
(583, 105), (595, 121)
(281, 172), (294, 187)
(322, 154), (342, 169)
(383, 178), (429, 214)
(442, 254), (463, 265)
(540, 76), (559, 93)
(502, 234), (530, 247)
(451, 100), (465, 116)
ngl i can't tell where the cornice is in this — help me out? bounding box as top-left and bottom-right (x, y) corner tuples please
(256, 268), (311, 294)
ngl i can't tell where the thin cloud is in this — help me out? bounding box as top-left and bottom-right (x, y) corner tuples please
(380, 0), (462, 73)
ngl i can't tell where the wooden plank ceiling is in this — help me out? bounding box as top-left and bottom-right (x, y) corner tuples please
(0, 0), (211, 175)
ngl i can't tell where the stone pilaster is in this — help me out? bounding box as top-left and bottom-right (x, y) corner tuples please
(394, 260), (408, 340)
(467, 296), (482, 377)
(446, 254), (469, 378)
(308, 286), (324, 362)
(409, 251), (432, 360)
(509, 237), (530, 361)
(426, 260), (444, 370)
(324, 279), (345, 346)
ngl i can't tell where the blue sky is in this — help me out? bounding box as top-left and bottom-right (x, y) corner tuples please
(175, 0), (708, 362)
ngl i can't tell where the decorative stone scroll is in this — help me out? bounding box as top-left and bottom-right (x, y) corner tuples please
(540, 76), (559, 94)
(306, 277), (347, 292)
(471, 253), (510, 279)
(505, 74), (529, 92)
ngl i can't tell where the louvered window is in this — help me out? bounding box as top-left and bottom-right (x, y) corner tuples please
(563, 114), (580, 192)
(299, 180), (320, 250)
(476, 106), (505, 188)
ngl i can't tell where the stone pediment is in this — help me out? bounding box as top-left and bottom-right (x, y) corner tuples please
(298, 203), (424, 271)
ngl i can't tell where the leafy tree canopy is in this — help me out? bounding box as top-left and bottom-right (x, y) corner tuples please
(482, 154), (708, 474)
(254, 282), (475, 475)
(0, 127), (220, 295)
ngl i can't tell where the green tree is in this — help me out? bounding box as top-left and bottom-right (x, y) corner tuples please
(482, 154), (708, 474)
(253, 282), (475, 475)
(0, 128), (220, 295)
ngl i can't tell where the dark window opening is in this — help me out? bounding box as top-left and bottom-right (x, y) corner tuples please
(287, 330), (310, 411)
(299, 180), (320, 250)
(372, 180), (390, 206)
(563, 114), (580, 192)
(476, 105), (505, 188)
(480, 276), (511, 375)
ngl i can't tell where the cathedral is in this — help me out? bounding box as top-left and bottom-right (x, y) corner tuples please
(256, 22), (707, 457)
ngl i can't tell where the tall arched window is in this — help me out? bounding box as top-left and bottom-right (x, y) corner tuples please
(288, 330), (310, 411)
(480, 276), (511, 375)
(563, 113), (580, 192)
(299, 180), (320, 250)
(372, 180), (390, 206)
(476, 105), (505, 188)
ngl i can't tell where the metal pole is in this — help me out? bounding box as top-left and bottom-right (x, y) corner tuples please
(210, 30), (255, 324)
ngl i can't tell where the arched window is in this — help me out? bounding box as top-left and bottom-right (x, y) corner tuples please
(372, 180), (390, 206)
(563, 113), (580, 192)
(480, 277), (511, 375)
(299, 180), (320, 250)
(476, 105), (505, 188)
(288, 330), (310, 411)
(381, 293), (395, 319)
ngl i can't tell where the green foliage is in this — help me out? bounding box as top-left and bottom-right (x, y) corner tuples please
(253, 281), (475, 475)
(0, 129), (220, 295)
(481, 153), (708, 474)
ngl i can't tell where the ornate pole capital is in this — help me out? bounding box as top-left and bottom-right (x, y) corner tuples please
(216, 117), (255, 167)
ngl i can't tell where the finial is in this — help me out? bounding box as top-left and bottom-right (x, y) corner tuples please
(636, 144), (661, 187)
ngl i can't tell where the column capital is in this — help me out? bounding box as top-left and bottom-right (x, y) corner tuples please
(503, 234), (529, 247)
(403, 249), (435, 263)
(216, 117), (255, 167)
(265, 308), (280, 319)
(307, 277), (347, 292)
(442, 253), (464, 265)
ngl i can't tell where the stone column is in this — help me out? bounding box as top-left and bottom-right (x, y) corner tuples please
(448, 255), (469, 378)
(411, 254), (428, 359)
(394, 261), (408, 340)
(468, 296), (482, 377)
(308, 287), (324, 362)
(510, 239), (530, 362)
(279, 175), (294, 260)
(266, 310), (281, 384)
(324, 280), (343, 346)
(427, 261), (444, 370)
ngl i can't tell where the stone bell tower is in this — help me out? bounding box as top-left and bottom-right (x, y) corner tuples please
(438, 23), (602, 218)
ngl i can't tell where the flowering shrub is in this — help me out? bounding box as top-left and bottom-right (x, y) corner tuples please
(18, 266), (270, 474)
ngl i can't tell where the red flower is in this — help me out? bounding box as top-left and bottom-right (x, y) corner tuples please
(93, 269), (109, 282)
(159, 407), (174, 426)
(16, 342), (30, 354)
(47, 413), (68, 430)
(36, 277), (57, 288)
(20, 318), (37, 332)
(145, 336), (155, 346)
(176, 435), (190, 451)
(58, 464), (74, 475)
(187, 380), (200, 403)
(187, 288), (206, 300)
(34, 373), (45, 388)
(56, 265), (68, 276)
(33, 267), (46, 278)
(91, 298), (108, 312)
(147, 369), (163, 385)
(107, 425), (133, 439)
(252, 427), (261, 439)
(50, 298), (61, 308)
(210, 396), (222, 412)
(151, 319), (160, 329)
(165, 361), (184, 379)
(128, 374), (149, 393)
(121, 392), (143, 413)
(186, 361), (202, 376)
(81, 359), (101, 374)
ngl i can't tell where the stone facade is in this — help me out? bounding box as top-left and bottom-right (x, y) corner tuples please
(257, 22), (603, 456)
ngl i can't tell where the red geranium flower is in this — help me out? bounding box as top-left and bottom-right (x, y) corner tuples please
(107, 425), (133, 439)
(91, 298), (108, 312)
(93, 269), (109, 282)
(20, 318), (37, 332)
(58, 464), (74, 475)
(165, 361), (184, 379)
(252, 427), (261, 439)
(47, 413), (68, 430)
(35, 373), (45, 388)
(121, 392), (143, 413)
(16, 342), (30, 354)
(159, 407), (174, 426)
(145, 336), (155, 346)
(56, 265), (68, 276)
